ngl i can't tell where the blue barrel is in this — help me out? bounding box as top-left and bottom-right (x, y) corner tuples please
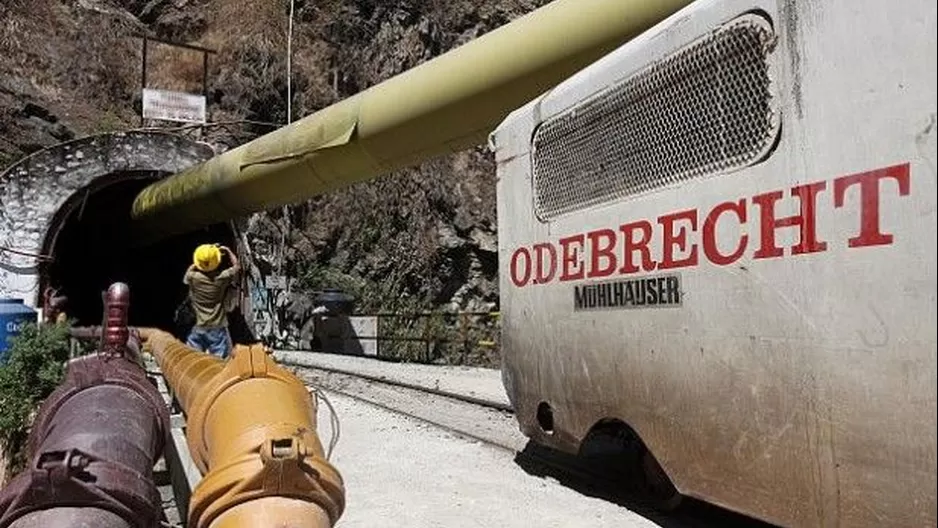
(0, 298), (38, 363)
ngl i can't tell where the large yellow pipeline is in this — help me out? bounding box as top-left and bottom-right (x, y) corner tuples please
(130, 0), (692, 240)
(141, 329), (344, 528)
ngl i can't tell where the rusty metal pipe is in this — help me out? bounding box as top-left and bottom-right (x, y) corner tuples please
(142, 329), (345, 528)
(0, 284), (168, 528)
(69, 325), (145, 360)
(68, 326), (104, 339)
(2, 508), (130, 528)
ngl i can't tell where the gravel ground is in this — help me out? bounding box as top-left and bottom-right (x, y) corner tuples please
(276, 350), (510, 407)
(295, 367), (526, 450)
(316, 391), (663, 528)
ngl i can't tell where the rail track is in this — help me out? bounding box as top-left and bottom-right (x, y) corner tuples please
(287, 360), (514, 413)
(284, 360), (776, 528)
(287, 362), (524, 452)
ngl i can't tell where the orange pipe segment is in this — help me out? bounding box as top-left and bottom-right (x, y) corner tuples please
(209, 498), (332, 528)
(141, 329), (345, 528)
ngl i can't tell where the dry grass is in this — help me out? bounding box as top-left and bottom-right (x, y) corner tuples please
(208, 0), (287, 45)
(1, 0), (138, 114)
(146, 43), (209, 93)
(1, 1), (61, 81)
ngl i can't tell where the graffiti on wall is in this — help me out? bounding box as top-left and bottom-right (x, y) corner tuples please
(239, 213), (326, 350)
(246, 268), (309, 349)
(247, 275), (273, 341)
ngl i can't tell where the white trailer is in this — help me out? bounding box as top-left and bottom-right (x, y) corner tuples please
(490, 0), (937, 525)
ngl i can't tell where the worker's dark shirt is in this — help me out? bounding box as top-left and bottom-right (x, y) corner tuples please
(184, 267), (238, 328)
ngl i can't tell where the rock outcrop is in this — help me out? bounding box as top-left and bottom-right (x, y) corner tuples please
(1, 0), (551, 362)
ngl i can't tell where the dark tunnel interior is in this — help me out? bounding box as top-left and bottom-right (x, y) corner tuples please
(42, 175), (244, 338)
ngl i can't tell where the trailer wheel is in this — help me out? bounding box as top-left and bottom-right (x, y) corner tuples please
(641, 449), (682, 511)
(579, 420), (682, 511)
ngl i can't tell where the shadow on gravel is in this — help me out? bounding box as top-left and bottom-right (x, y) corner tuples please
(513, 441), (778, 528)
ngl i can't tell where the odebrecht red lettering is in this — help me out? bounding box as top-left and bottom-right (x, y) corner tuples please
(658, 209), (699, 269)
(510, 248), (532, 287)
(586, 229), (617, 278)
(559, 235), (585, 281)
(507, 163), (911, 288)
(618, 221), (656, 274)
(703, 200), (748, 265)
(752, 181), (827, 259)
(833, 163), (911, 247)
(532, 243), (557, 284)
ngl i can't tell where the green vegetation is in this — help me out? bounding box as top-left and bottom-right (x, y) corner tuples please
(300, 265), (373, 309)
(299, 263), (499, 366)
(92, 111), (127, 134)
(0, 322), (71, 472)
(299, 260), (500, 367)
(0, 151), (16, 171)
(376, 311), (500, 367)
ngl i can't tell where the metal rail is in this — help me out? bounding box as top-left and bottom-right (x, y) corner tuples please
(280, 360), (513, 413)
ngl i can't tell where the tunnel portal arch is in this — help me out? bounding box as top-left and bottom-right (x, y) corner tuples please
(0, 131), (243, 331)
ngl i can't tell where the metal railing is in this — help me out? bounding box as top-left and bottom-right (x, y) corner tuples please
(364, 311), (500, 366)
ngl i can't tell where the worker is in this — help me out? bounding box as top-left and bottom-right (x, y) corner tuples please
(43, 286), (68, 324)
(183, 243), (240, 358)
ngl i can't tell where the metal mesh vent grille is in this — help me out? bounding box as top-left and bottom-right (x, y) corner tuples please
(531, 15), (778, 220)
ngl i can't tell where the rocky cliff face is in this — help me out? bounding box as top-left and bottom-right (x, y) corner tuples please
(222, 0), (548, 319)
(2, 0), (550, 361)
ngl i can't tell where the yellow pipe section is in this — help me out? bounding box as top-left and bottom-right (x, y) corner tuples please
(130, 0), (692, 241)
(142, 329), (344, 528)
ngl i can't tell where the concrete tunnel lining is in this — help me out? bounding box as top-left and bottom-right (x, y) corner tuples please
(0, 132), (257, 342)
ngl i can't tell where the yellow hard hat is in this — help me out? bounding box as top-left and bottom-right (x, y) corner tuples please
(193, 244), (221, 272)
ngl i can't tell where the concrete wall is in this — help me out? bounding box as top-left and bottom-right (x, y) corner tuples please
(0, 132), (216, 306)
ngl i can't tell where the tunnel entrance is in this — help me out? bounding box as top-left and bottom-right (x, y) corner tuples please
(41, 173), (237, 333)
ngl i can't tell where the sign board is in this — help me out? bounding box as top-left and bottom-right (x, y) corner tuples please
(142, 88), (206, 123)
(264, 275), (288, 290)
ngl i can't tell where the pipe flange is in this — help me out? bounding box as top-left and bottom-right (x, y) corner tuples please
(0, 448), (161, 528)
(186, 345), (305, 472)
(187, 440), (345, 528)
(27, 355), (170, 461)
